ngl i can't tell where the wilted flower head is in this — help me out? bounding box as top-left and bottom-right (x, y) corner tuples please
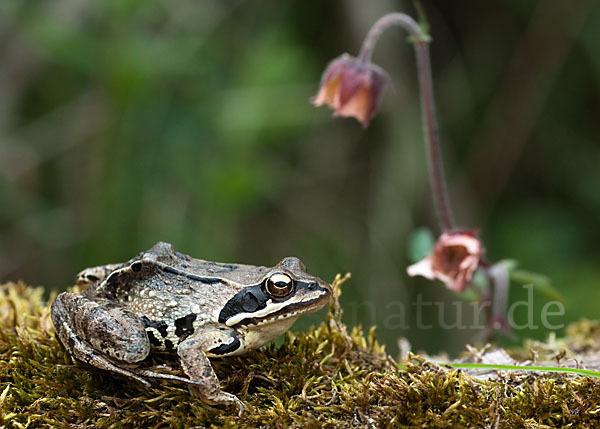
(312, 53), (387, 127)
(407, 230), (484, 292)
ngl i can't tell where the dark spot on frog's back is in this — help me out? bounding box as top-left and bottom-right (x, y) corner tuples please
(164, 339), (175, 352)
(140, 316), (168, 338)
(146, 330), (162, 347)
(175, 313), (197, 340)
(162, 266), (182, 276)
(213, 264), (238, 274)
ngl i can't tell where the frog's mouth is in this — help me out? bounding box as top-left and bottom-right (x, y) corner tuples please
(220, 280), (331, 329)
(230, 296), (328, 328)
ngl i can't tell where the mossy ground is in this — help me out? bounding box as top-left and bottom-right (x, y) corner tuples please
(2, 278), (600, 428)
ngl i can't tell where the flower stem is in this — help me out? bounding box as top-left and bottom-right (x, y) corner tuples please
(359, 13), (455, 231)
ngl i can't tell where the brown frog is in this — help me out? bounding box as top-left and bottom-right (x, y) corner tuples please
(51, 242), (331, 414)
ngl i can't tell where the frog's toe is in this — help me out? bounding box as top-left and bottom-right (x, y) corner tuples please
(189, 386), (245, 415)
(234, 397), (246, 416)
(133, 368), (208, 388)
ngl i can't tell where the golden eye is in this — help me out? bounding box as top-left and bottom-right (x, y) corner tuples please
(265, 273), (294, 298)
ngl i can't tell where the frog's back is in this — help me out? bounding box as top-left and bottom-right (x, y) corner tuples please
(91, 242), (270, 297)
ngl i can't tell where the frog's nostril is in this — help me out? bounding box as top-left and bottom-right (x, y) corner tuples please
(307, 282), (319, 290)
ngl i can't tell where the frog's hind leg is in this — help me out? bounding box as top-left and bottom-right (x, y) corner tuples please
(57, 312), (152, 386)
(51, 292), (152, 386)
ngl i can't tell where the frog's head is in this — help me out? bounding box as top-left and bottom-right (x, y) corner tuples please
(218, 257), (331, 337)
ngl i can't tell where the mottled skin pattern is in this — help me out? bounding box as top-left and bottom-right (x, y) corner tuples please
(51, 242), (331, 414)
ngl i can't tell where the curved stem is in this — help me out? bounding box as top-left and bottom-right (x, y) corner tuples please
(359, 13), (423, 61)
(359, 13), (455, 231)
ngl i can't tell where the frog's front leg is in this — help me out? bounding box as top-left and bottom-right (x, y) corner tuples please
(177, 330), (246, 415)
(51, 292), (152, 385)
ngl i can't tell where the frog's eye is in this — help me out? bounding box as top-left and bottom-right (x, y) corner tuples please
(264, 273), (294, 298)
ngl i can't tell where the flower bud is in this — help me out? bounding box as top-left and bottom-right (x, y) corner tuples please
(312, 54), (387, 127)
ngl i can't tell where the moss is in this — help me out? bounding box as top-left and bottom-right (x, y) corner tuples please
(1, 277), (600, 428)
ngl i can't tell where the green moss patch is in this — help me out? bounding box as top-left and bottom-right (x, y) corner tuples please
(1, 278), (600, 428)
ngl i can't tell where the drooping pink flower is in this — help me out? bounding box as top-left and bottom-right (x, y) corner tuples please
(407, 230), (484, 292)
(312, 54), (387, 127)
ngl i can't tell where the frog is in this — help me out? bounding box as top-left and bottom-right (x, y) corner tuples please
(51, 242), (332, 414)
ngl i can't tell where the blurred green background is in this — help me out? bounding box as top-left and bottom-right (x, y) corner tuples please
(1, 0), (599, 355)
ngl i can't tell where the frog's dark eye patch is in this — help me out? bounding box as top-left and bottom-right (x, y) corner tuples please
(264, 273), (294, 298)
(218, 286), (268, 324)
